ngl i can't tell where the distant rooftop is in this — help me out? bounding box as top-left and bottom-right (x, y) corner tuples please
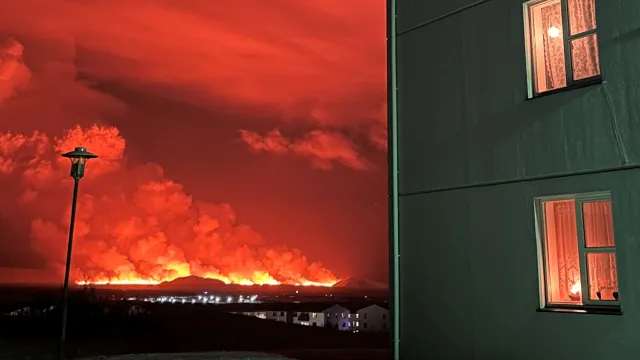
(218, 301), (388, 313)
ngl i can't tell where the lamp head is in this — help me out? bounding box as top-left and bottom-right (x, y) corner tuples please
(61, 147), (98, 179)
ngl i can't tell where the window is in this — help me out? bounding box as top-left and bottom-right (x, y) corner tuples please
(535, 192), (620, 310)
(364, 313), (368, 319)
(524, 0), (600, 96)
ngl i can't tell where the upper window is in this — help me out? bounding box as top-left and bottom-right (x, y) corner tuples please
(524, 0), (601, 96)
(535, 192), (620, 311)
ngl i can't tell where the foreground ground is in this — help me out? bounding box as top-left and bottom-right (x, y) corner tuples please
(0, 340), (387, 360)
(0, 300), (388, 360)
(79, 349), (387, 360)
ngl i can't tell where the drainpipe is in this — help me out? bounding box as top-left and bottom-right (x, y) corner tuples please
(386, 0), (400, 359)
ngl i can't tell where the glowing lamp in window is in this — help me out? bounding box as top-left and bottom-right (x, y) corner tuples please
(547, 26), (561, 38)
(568, 282), (581, 301)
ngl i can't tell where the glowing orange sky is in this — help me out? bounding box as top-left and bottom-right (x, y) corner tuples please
(0, 0), (387, 282)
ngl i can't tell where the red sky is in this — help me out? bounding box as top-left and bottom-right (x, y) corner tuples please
(0, 0), (387, 283)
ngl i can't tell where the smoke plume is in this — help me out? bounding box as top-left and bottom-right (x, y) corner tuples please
(0, 38), (337, 286)
(239, 129), (371, 170)
(0, 38), (31, 103)
(0, 0), (386, 170)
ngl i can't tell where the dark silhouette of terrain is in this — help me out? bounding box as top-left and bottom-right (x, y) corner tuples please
(157, 276), (228, 290)
(0, 286), (389, 359)
(331, 277), (387, 290)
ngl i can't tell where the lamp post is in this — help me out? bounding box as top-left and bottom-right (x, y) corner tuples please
(58, 147), (97, 360)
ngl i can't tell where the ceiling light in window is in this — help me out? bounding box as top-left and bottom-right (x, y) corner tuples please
(547, 26), (561, 38)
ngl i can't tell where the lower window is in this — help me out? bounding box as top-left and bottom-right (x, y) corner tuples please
(535, 192), (620, 310)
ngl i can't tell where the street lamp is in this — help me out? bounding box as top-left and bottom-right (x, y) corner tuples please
(58, 147), (97, 360)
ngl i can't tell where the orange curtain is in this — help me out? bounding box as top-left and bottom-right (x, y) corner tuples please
(568, 0), (599, 79)
(583, 201), (617, 299)
(583, 201), (614, 247)
(540, 3), (566, 89)
(568, 0), (596, 35)
(544, 201), (581, 303)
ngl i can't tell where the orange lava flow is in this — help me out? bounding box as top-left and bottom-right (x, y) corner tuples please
(75, 271), (337, 287)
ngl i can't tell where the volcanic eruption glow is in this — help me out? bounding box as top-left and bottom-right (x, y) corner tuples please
(0, 38), (338, 288)
(0, 125), (338, 287)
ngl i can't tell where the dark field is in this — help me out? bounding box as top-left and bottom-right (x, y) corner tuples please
(0, 286), (389, 360)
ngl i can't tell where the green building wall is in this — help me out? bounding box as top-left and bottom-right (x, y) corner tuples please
(394, 0), (640, 359)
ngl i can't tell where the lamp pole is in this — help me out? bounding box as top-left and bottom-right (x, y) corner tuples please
(58, 147), (97, 360)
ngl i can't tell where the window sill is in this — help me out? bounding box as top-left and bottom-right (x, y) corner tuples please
(537, 306), (622, 316)
(526, 76), (603, 100)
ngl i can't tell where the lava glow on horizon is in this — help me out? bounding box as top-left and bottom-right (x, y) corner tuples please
(75, 272), (338, 287)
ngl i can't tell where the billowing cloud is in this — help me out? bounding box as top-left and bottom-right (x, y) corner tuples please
(0, 0), (386, 168)
(3, 123), (338, 286)
(368, 103), (388, 151)
(0, 37), (337, 286)
(0, 0), (386, 283)
(240, 129), (371, 170)
(0, 38), (31, 102)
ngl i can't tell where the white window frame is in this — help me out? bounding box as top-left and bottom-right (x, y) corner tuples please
(534, 191), (620, 310)
(523, 0), (601, 98)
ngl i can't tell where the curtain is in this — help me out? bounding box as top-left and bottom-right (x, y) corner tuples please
(583, 201), (614, 248)
(540, 3), (566, 90)
(544, 201), (581, 303)
(571, 35), (600, 80)
(587, 253), (618, 300)
(583, 201), (618, 300)
(568, 0), (600, 80)
(568, 0), (597, 35)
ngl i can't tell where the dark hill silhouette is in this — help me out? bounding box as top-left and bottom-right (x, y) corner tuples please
(332, 277), (387, 290)
(157, 276), (227, 290)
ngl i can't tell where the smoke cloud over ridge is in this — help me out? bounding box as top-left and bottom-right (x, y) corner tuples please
(0, 38), (337, 286)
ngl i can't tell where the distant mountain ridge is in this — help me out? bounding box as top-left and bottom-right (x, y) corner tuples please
(0, 270), (389, 292)
(332, 276), (387, 290)
(158, 276), (227, 289)
(158, 275), (388, 291)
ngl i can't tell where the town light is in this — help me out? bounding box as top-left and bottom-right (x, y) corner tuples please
(58, 147), (97, 360)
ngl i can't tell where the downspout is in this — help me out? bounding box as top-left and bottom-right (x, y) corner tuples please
(386, 0), (400, 359)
